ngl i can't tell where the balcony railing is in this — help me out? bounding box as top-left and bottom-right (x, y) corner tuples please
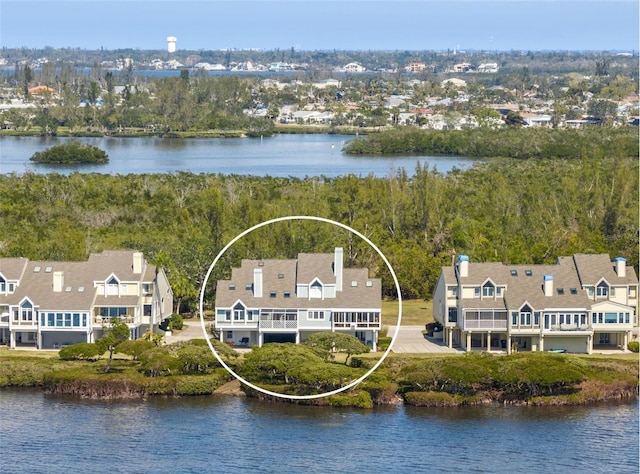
(546, 323), (592, 332)
(334, 321), (381, 329)
(259, 319), (298, 329)
(94, 315), (134, 325)
(463, 320), (507, 330)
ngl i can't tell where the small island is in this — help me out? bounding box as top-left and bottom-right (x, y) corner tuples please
(30, 141), (109, 164)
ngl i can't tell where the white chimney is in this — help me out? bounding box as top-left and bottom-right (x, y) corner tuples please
(614, 257), (626, 278)
(133, 252), (143, 274)
(543, 275), (553, 297)
(457, 255), (469, 278)
(253, 268), (263, 298)
(334, 247), (344, 292)
(53, 271), (64, 292)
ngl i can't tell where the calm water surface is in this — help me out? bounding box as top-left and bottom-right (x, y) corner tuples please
(0, 389), (637, 474)
(0, 135), (478, 177)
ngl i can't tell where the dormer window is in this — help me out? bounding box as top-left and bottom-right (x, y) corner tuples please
(482, 282), (495, 297)
(107, 276), (119, 295)
(310, 280), (322, 299)
(596, 282), (608, 297)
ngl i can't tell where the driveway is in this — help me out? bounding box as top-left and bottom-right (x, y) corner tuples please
(387, 325), (462, 353)
(165, 321), (462, 354)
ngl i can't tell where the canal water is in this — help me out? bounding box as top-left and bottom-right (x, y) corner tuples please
(0, 134), (479, 177)
(0, 389), (637, 473)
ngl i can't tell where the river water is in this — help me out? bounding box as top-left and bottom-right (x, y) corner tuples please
(0, 135), (478, 177)
(0, 389), (637, 473)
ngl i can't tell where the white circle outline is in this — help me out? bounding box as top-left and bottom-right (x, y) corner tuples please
(199, 215), (402, 400)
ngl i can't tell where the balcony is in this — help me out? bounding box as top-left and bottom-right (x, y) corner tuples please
(259, 319), (298, 330)
(463, 319), (507, 330)
(545, 323), (592, 333)
(333, 321), (381, 329)
(94, 315), (135, 325)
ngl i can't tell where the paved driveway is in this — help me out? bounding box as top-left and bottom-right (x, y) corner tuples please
(167, 321), (462, 354)
(387, 325), (462, 353)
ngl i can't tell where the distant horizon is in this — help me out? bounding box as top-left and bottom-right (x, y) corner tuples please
(1, 1), (638, 52)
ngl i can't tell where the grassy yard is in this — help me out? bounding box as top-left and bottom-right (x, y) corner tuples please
(382, 299), (433, 327)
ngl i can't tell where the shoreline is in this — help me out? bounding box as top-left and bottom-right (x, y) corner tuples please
(1, 350), (637, 408)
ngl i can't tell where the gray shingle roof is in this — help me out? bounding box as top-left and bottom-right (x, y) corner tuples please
(215, 252), (380, 309)
(443, 254), (637, 312)
(0, 251), (157, 311)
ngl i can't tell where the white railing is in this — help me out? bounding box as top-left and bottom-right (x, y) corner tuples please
(547, 324), (592, 332)
(334, 321), (381, 329)
(463, 320), (507, 330)
(259, 320), (298, 329)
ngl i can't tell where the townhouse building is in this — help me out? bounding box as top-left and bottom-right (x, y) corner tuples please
(0, 250), (173, 349)
(214, 247), (381, 350)
(433, 254), (638, 353)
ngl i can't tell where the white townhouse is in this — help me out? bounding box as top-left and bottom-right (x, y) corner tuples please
(433, 254), (638, 354)
(0, 250), (173, 349)
(214, 247), (381, 350)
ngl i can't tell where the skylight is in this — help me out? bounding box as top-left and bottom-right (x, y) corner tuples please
(45, 266), (52, 273)
(525, 269), (533, 276)
(33, 266), (41, 273)
(510, 269), (518, 276)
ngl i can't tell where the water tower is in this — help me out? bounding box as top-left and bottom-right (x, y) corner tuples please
(167, 36), (177, 53)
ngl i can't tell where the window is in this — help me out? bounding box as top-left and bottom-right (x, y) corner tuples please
(278, 273), (284, 279)
(351, 281), (358, 287)
(107, 277), (119, 295)
(496, 287), (502, 296)
(482, 283), (494, 297)
(229, 284), (236, 290)
(570, 288), (577, 295)
(596, 283), (608, 297)
(284, 292), (291, 298)
(512, 312), (518, 326)
(604, 312), (617, 323)
(474, 287), (481, 297)
(309, 311), (325, 320)
(534, 312), (540, 326)
(510, 269), (518, 276)
(366, 281), (373, 287)
(245, 284), (253, 291)
(45, 266), (52, 273)
(557, 288), (564, 295)
(525, 269), (533, 276)
(269, 291), (277, 298)
(610, 288), (616, 297)
(33, 266), (41, 273)
(448, 307), (458, 323)
(588, 287), (594, 297)
(73, 313), (80, 326)
(21, 301), (33, 321)
(78, 286), (85, 293)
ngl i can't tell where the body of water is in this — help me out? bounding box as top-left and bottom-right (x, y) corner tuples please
(0, 389), (637, 474)
(0, 135), (478, 177)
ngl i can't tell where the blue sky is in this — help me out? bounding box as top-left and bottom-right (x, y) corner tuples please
(1, 0), (638, 51)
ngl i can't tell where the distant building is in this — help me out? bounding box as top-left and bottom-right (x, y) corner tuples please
(405, 62), (426, 73)
(167, 36), (177, 53)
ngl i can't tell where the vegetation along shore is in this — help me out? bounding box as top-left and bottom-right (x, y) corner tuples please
(0, 338), (637, 407)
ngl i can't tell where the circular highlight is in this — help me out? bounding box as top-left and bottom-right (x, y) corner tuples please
(199, 215), (402, 400)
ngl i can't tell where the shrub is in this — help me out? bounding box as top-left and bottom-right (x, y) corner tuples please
(377, 336), (392, 350)
(627, 341), (639, 353)
(169, 313), (184, 331)
(58, 342), (101, 361)
(117, 339), (155, 360)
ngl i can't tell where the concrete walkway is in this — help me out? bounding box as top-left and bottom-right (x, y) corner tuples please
(388, 325), (462, 353)
(164, 320), (209, 344)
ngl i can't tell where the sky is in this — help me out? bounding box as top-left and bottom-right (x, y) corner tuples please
(0, 0), (638, 52)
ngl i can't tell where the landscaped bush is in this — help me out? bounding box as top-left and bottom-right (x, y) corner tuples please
(169, 313), (184, 330)
(377, 337), (392, 350)
(117, 339), (155, 360)
(627, 341), (639, 352)
(58, 342), (101, 361)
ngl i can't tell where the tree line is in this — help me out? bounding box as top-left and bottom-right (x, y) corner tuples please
(0, 150), (636, 312)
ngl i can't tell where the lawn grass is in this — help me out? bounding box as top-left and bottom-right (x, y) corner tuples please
(382, 299), (433, 327)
